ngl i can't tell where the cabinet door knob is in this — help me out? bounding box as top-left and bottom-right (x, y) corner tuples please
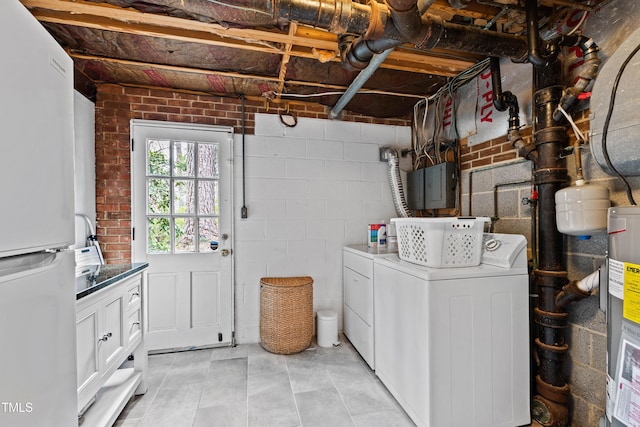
(132, 292), (140, 297)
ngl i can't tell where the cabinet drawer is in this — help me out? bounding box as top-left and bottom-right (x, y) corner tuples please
(343, 267), (372, 325)
(126, 280), (142, 312)
(127, 309), (142, 348)
(344, 251), (373, 278)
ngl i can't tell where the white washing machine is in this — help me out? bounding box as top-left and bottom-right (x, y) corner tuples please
(373, 233), (531, 427)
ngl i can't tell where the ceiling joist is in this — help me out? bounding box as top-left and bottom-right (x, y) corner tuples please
(276, 22), (297, 99)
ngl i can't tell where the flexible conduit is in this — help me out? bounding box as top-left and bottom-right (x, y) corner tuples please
(385, 151), (411, 218)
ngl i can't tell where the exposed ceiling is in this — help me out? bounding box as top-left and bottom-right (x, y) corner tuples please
(20, 0), (604, 118)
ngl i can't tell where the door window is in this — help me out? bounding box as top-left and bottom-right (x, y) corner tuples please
(145, 139), (220, 254)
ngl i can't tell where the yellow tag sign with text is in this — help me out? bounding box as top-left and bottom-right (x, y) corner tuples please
(623, 262), (640, 323)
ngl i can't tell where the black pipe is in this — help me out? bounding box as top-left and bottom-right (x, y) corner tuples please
(526, 0), (555, 66)
(432, 17), (528, 59)
(531, 62), (572, 427)
(490, 57), (507, 111)
(536, 339), (569, 386)
(341, 14), (529, 72)
(340, 34), (404, 71)
(519, 10), (576, 420)
(490, 56), (539, 165)
(386, 0), (429, 46)
(555, 281), (591, 309)
(278, 0), (373, 34)
(490, 56), (521, 132)
(277, 0), (529, 64)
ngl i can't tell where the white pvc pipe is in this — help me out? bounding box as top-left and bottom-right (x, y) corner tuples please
(576, 269), (600, 294)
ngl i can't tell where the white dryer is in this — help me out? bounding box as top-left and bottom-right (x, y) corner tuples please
(343, 245), (397, 369)
(373, 233), (531, 427)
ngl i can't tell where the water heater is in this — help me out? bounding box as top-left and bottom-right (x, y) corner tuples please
(606, 207), (640, 426)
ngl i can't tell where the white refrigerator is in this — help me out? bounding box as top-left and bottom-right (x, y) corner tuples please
(0, 1), (77, 426)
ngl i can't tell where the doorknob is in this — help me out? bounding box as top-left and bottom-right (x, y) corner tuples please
(221, 249), (231, 256)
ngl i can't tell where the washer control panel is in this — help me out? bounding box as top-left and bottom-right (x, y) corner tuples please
(480, 233), (528, 268)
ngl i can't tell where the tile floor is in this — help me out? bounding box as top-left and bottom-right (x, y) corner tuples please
(113, 336), (415, 427)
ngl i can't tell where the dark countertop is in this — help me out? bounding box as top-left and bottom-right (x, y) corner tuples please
(76, 262), (149, 300)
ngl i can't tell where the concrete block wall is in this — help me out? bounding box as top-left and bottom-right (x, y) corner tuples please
(232, 113), (411, 343)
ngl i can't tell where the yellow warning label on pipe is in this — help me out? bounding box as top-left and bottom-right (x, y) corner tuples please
(623, 262), (640, 323)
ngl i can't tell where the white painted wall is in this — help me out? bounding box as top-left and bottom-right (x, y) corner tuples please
(232, 113), (411, 343)
(72, 91), (96, 249)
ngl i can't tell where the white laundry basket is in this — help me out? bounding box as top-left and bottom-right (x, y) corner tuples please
(392, 217), (489, 268)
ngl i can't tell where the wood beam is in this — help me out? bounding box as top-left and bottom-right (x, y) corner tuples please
(428, 0), (501, 21)
(276, 22), (296, 100)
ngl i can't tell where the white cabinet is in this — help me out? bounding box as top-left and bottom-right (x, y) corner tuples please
(343, 245), (396, 370)
(76, 271), (148, 426)
(76, 291), (126, 406)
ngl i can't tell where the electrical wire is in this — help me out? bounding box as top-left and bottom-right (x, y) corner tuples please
(271, 90), (426, 99)
(409, 59), (491, 217)
(413, 58), (491, 169)
(601, 42), (640, 206)
(556, 105), (585, 142)
(413, 99), (430, 170)
(566, 10), (589, 36)
(205, 0), (273, 16)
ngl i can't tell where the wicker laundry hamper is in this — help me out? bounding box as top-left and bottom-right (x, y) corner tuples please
(260, 276), (313, 354)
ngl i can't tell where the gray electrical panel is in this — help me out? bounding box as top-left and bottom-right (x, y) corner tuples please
(407, 168), (425, 210)
(425, 162), (456, 209)
(406, 163), (456, 210)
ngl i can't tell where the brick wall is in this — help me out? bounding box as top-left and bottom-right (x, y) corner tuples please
(94, 84), (410, 264)
(460, 110), (590, 171)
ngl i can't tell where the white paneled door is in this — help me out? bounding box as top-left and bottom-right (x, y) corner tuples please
(131, 120), (234, 351)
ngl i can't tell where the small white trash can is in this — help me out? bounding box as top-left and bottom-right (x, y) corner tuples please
(316, 310), (338, 348)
